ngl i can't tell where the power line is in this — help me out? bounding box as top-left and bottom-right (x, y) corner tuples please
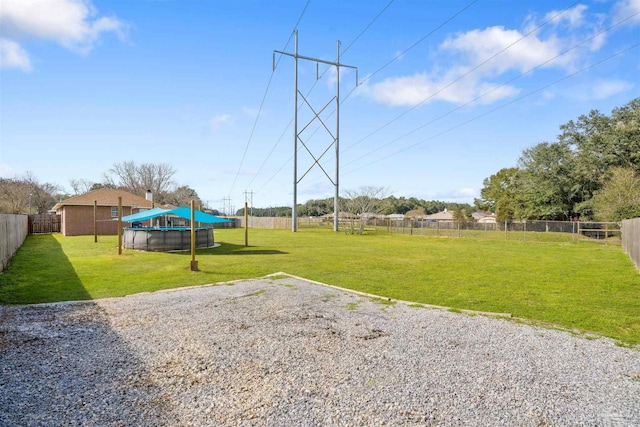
(301, 0), (480, 151)
(340, 0), (581, 156)
(228, 0), (312, 197)
(257, 154), (293, 193)
(251, 0), (479, 191)
(245, 0), (396, 190)
(359, 0), (478, 87)
(342, 10), (640, 168)
(343, 43), (640, 176)
(343, 0), (395, 55)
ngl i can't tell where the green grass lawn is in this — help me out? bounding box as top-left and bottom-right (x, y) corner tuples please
(1, 228), (639, 345)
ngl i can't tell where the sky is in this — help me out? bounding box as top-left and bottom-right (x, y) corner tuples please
(1, 0), (639, 213)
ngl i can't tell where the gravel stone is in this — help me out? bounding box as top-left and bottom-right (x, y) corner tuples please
(1, 275), (638, 426)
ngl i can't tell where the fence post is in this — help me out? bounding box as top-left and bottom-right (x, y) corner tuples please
(117, 196), (122, 255)
(504, 221), (508, 241)
(577, 221), (581, 243)
(94, 200), (98, 243)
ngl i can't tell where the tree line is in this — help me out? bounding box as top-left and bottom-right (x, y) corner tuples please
(7, 96), (637, 221)
(0, 161), (204, 214)
(236, 192), (472, 218)
(475, 98), (640, 222)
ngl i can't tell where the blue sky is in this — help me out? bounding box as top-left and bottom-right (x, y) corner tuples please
(1, 0), (639, 212)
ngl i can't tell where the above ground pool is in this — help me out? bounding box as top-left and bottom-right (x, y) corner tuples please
(123, 227), (215, 251)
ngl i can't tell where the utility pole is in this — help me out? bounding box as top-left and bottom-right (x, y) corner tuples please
(222, 197), (232, 216)
(274, 31), (358, 232)
(244, 190), (254, 227)
(244, 190), (254, 216)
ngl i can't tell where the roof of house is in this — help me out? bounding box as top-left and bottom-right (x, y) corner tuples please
(424, 210), (454, 221)
(53, 188), (154, 210)
(321, 212), (356, 219)
(405, 209), (425, 218)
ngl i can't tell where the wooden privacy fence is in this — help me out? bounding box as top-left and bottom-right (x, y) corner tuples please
(28, 214), (61, 234)
(1, 214), (28, 272)
(622, 218), (640, 272)
(236, 217), (295, 229)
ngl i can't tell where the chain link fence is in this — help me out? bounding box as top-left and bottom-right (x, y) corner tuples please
(344, 218), (621, 244)
(236, 216), (622, 245)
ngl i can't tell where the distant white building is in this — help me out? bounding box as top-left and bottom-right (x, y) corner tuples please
(478, 215), (497, 224)
(473, 211), (496, 223)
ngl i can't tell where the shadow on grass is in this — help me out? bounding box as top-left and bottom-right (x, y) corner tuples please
(168, 241), (288, 256)
(0, 234), (90, 304)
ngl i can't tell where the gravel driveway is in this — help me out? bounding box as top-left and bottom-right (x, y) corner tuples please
(1, 273), (639, 426)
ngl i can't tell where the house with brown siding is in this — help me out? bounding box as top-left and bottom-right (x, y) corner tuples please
(53, 188), (154, 236)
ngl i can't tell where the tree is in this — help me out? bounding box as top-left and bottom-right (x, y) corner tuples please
(592, 167), (640, 221)
(478, 98), (640, 220)
(90, 182), (115, 191)
(451, 206), (472, 225)
(560, 98), (640, 217)
(103, 161), (176, 201)
(165, 185), (202, 207)
(340, 186), (391, 234)
(297, 197), (333, 217)
(475, 167), (521, 221)
(517, 142), (574, 220)
(0, 178), (31, 213)
(0, 173), (62, 214)
(69, 179), (95, 195)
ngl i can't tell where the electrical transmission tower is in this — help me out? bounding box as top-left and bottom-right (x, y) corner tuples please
(274, 31), (358, 232)
(222, 197), (233, 216)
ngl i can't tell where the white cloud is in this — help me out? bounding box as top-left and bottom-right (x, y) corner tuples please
(0, 38), (31, 70)
(367, 70), (520, 107)
(367, 1), (615, 109)
(434, 188), (479, 201)
(544, 4), (589, 28)
(440, 26), (571, 75)
(612, 0), (640, 25)
(588, 79), (634, 99)
(0, 0), (127, 70)
(210, 114), (231, 132)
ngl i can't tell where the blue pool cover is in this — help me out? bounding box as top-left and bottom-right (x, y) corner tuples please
(120, 206), (233, 224)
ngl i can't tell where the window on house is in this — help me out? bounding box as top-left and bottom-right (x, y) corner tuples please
(111, 207), (119, 217)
